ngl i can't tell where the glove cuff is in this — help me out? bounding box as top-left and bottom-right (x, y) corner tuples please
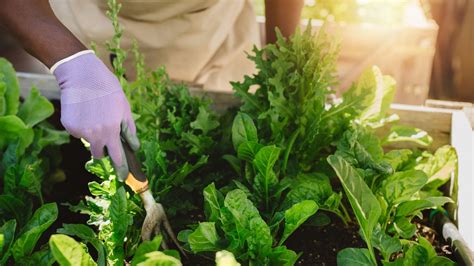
(50, 50), (95, 74)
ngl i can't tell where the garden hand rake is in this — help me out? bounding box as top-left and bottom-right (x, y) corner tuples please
(121, 139), (184, 253)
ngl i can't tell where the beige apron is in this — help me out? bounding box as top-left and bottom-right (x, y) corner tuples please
(49, 0), (259, 92)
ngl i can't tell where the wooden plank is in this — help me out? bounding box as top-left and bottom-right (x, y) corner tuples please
(380, 104), (453, 151)
(17, 72), (59, 100)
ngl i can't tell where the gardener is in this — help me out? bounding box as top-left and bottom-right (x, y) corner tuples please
(0, 0), (303, 178)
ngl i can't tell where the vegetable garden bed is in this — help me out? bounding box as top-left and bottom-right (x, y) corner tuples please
(1, 1), (473, 265)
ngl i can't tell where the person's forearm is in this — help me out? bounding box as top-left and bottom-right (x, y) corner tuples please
(0, 0), (86, 68)
(265, 0), (304, 44)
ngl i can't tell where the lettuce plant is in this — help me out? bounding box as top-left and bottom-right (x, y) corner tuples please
(325, 68), (457, 265)
(0, 58), (68, 265)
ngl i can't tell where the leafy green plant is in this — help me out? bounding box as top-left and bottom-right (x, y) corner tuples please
(63, 158), (143, 266)
(49, 233), (181, 266)
(226, 112), (349, 225)
(327, 121), (456, 265)
(232, 24), (342, 170)
(0, 203), (58, 265)
(0, 58), (68, 265)
(100, 0), (221, 219)
(178, 183), (317, 265)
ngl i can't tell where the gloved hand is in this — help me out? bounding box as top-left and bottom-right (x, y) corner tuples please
(51, 50), (139, 181)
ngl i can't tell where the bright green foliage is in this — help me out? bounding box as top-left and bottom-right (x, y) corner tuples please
(0, 203), (58, 265)
(179, 184), (306, 265)
(328, 155), (380, 264)
(232, 24), (341, 169)
(329, 115), (456, 265)
(0, 58), (68, 266)
(66, 158), (140, 266)
(227, 113), (344, 225)
(99, 0), (221, 219)
(389, 239), (456, 266)
(49, 234), (97, 266)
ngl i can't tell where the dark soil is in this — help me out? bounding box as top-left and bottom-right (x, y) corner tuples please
(286, 215), (365, 266)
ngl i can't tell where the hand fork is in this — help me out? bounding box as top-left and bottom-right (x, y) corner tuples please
(121, 139), (184, 253)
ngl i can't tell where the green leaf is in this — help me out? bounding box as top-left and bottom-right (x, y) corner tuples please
(57, 224), (106, 266)
(223, 189), (273, 258)
(279, 200), (318, 245)
(0, 219), (16, 264)
(283, 173), (335, 208)
(327, 155), (380, 263)
(336, 127), (392, 175)
(215, 250), (240, 266)
(36, 126), (69, 150)
(11, 203), (58, 260)
(384, 149), (413, 171)
(337, 248), (375, 266)
(232, 113), (258, 150)
(188, 222), (220, 252)
(17, 247), (55, 266)
(379, 170), (428, 205)
(383, 125), (433, 147)
(395, 197), (453, 218)
(131, 235), (163, 265)
(393, 217), (416, 239)
(268, 246), (298, 266)
(253, 145), (280, 177)
(372, 225), (401, 260)
(0, 58), (20, 115)
(0, 115), (34, 152)
(131, 251), (181, 266)
(237, 141), (263, 162)
(0, 195), (30, 226)
(404, 244), (428, 266)
(108, 187), (130, 263)
(190, 106), (219, 134)
(427, 256), (456, 266)
(49, 234), (96, 266)
(417, 236), (436, 259)
(416, 145), (457, 191)
(344, 66), (396, 123)
(203, 183), (224, 223)
(222, 155), (240, 174)
(17, 87), (54, 127)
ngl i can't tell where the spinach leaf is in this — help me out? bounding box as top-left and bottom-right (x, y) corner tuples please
(11, 203), (58, 261)
(279, 200), (318, 245)
(383, 125), (433, 147)
(57, 224), (106, 266)
(0, 219), (16, 264)
(130, 251), (181, 266)
(187, 222), (220, 252)
(49, 234), (96, 266)
(328, 155), (380, 264)
(337, 248), (375, 266)
(232, 112), (258, 150)
(378, 170), (428, 205)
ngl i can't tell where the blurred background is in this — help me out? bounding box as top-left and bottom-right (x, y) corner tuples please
(0, 0), (472, 104)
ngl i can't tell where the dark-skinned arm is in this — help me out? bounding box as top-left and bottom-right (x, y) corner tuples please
(264, 0), (304, 44)
(0, 0), (86, 68)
